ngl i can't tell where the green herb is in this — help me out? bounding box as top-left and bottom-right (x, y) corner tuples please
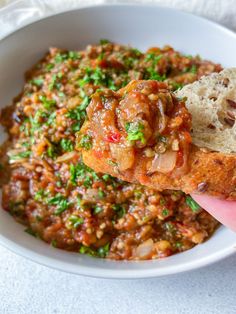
(22, 142), (30, 148)
(29, 113), (41, 134)
(68, 51), (81, 60)
(131, 48), (142, 56)
(47, 145), (57, 158)
(66, 95), (90, 133)
(49, 73), (62, 90)
(55, 53), (68, 63)
(160, 197), (166, 206)
(46, 112), (56, 126)
(98, 189), (105, 199)
(98, 52), (105, 61)
(39, 95), (56, 110)
(125, 122), (146, 144)
(175, 242), (183, 248)
(46, 63), (54, 71)
(144, 53), (165, 81)
(186, 196), (201, 213)
(165, 222), (175, 232)
(190, 64), (197, 74)
(36, 215), (43, 222)
(171, 82), (184, 91)
(147, 69), (165, 81)
(93, 206), (103, 215)
(97, 243), (110, 258)
(51, 240), (57, 248)
(79, 245), (97, 257)
(124, 57), (136, 68)
(9, 151), (31, 160)
(34, 189), (48, 202)
(69, 215), (84, 228)
(112, 204), (126, 218)
(145, 53), (163, 64)
(25, 227), (37, 237)
(100, 39), (110, 45)
(79, 67), (112, 88)
(162, 209), (169, 216)
(183, 64), (197, 74)
(134, 190), (142, 199)
(31, 78), (44, 87)
(56, 181), (62, 188)
(48, 193), (70, 215)
(102, 174), (111, 182)
(20, 123), (29, 136)
(60, 138), (74, 152)
(69, 162), (96, 187)
(78, 134), (92, 150)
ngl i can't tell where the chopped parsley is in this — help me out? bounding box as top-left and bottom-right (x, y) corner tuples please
(47, 145), (57, 158)
(31, 77), (44, 87)
(162, 209), (169, 216)
(46, 63), (54, 71)
(48, 193), (70, 215)
(69, 162), (97, 187)
(51, 239), (57, 248)
(112, 204), (126, 218)
(97, 243), (110, 258)
(9, 151), (31, 160)
(93, 206), (103, 215)
(46, 112), (56, 126)
(98, 189), (105, 199)
(160, 197), (166, 206)
(125, 122), (146, 144)
(69, 215), (84, 228)
(79, 245), (97, 257)
(190, 64), (197, 74)
(25, 227), (37, 237)
(144, 53), (165, 81)
(79, 243), (110, 258)
(55, 53), (69, 63)
(66, 94), (90, 132)
(186, 196), (201, 213)
(34, 189), (48, 202)
(100, 39), (110, 45)
(49, 73), (63, 90)
(145, 53), (163, 64)
(78, 134), (92, 150)
(60, 138), (74, 152)
(39, 95), (56, 110)
(102, 174), (111, 182)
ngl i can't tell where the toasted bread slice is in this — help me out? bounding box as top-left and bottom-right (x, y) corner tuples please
(80, 71), (236, 200)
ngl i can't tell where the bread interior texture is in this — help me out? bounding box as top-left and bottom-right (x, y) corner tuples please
(176, 68), (236, 154)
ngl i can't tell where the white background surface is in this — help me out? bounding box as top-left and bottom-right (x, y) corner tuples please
(0, 1), (236, 313)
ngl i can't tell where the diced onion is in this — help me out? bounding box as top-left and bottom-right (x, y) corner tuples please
(136, 239), (154, 258)
(110, 144), (135, 171)
(56, 151), (77, 163)
(149, 151), (177, 174)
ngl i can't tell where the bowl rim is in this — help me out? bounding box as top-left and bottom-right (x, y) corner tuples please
(0, 230), (235, 279)
(0, 3), (236, 279)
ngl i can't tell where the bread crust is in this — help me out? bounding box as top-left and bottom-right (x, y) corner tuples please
(82, 146), (236, 200)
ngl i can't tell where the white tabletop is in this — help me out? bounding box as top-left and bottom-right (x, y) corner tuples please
(1, 1), (236, 313)
(0, 245), (236, 314)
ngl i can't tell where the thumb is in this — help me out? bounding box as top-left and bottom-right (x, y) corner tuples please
(191, 194), (236, 232)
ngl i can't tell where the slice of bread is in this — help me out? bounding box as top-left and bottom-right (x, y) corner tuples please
(176, 68), (236, 153)
(81, 70), (236, 199)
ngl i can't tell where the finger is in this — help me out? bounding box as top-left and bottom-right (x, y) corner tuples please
(191, 194), (236, 232)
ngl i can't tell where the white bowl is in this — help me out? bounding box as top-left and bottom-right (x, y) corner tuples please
(0, 4), (236, 279)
